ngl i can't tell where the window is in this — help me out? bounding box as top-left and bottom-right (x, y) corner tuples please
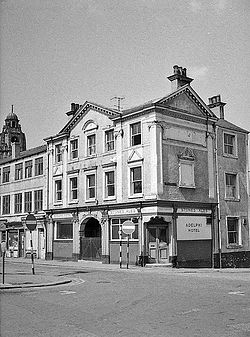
(86, 174), (96, 199)
(2, 195), (10, 214)
(24, 191), (32, 213)
(105, 171), (115, 198)
(14, 193), (22, 214)
(55, 144), (62, 163)
(70, 139), (78, 160)
(130, 167), (142, 194)
(0, 168), (1, 184)
(227, 217), (240, 245)
(70, 177), (78, 200)
(55, 180), (62, 202)
(34, 190), (43, 212)
(35, 157), (43, 176)
(2, 166), (10, 183)
(224, 133), (236, 156)
(225, 173), (237, 199)
(25, 160), (33, 178)
(110, 218), (139, 240)
(15, 163), (23, 180)
(131, 122), (141, 146)
(87, 134), (96, 156)
(105, 130), (114, 152)
(56, 222), (73, 239)
(179, 161), (195, 188)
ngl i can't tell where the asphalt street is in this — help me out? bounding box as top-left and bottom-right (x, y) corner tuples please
(1, 261), (250, 337)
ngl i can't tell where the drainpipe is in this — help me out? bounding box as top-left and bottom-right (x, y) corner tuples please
(214, 125), (222, 268)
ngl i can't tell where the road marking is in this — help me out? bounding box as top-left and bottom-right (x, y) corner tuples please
(228, 291), (245, 296)
(181, 308), (200, 315)
(60, 290), (76, 295)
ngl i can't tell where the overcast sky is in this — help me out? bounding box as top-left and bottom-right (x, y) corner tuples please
(0, 0), (249, 148)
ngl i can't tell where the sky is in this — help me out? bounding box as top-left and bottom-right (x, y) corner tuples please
(0, 0), (249, 149)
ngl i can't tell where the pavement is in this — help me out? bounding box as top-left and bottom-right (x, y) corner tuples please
(1, 256), (250, 290)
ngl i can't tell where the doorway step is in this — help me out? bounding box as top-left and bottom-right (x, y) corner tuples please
(145, 263), (172, 268)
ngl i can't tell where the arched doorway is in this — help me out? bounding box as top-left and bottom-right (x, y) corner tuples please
(79, 217), (102, 260)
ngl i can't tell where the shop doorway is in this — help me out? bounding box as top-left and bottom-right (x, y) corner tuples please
(146, 217), (169, 264)
(79, 217), (102, 260)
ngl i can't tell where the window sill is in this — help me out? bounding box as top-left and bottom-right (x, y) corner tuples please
(223, 154), (238, 159)
(179, 185), (196, 189)
(54, 202), (63, 206)
(128, 193), (143, 199)
(68, 200), (79, 205)
(54, 239), (73, 241)
(103, 196), (116, 201)
(68, 158), (79, 163)
(225, 198), (240, 202)
(226, 245), (243, 249)
(86, 154), (97, 159)
(85, 199), (97, 203)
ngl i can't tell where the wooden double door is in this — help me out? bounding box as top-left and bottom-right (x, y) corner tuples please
(79, 218), (102, 261)
(148, 225), (169, 264)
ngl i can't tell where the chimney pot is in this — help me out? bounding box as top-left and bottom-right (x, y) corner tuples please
(71, 103), (75, 111)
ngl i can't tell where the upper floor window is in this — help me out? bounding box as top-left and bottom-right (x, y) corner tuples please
(14, 193), (22, 214)
(34, 189), (43, 212)
(70, 139), (78, 160)
(86, 174), (96, 200)
(227, 217), (241, 246)
(225, 173), (238, 199)
(2, 195), (10, 214)
(131, 122), (141, 146)
(35, 157), (43, 176)
(25, 160), (33, 178)
(24, 191), (32, 213)
(55, 180), (62, 202)
(130, 166), (142, 195)
(69, 177), (78, 201)
(87, 134), (96, 156)
(2, 166), (10, 183)
(15, 163), (23, 180)
(105, 171), (115, 198)
(55, 144), (62, 163)
(179, 161), (195, 188)
(224, 133), (236, 156)
(105, 130), (114, 152)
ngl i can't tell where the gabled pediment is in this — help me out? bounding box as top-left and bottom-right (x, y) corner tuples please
(156, 85), (216, 119)
(127, 150), (143, 163)
(60, 101), (119, 134)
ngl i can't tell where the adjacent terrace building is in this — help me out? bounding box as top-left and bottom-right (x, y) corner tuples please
(0, 111), (47, 258)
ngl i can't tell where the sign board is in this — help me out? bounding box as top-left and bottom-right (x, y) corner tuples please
(25, 214), (37, 231)
(122, 220), (135, 235)
(1, 241), (7, 252)
(177, 216), (211, 241)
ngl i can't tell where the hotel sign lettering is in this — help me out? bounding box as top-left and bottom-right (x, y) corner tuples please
(177, 216), (211, 240)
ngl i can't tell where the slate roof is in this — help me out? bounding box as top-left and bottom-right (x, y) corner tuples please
(0, 144), (47, 165)
(216, 119), (249, 134)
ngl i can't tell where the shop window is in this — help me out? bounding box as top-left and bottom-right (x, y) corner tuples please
(224, 133), (236, 156)
(130, 122), (141, 146)
(24, 191), (32, 213)
(130, 166), (142, 195)
(15, 163), (23, 180)
(110, 218), (138, 240)
(25, 160), (33, 178)
(70, 177), (78, 201)
(35, 157), (43, 176)
(225, 173), (238, 199)
(2, 166), (10, 183)
(34, 190), (43, 212)
(105, 171), (115, 198)
(105, 129), (114, 152)
(2, 195), (10, 214)
(56, 222), (73, 239)
(86, 174), (96, 200)
(70, 139), (78, 160)
(179, 161), (195, 188)
(14, 193), (22, 214)
(55, 144), (62, 163)
(55, 180), (62, 202)
(227, 217), (241, 246)
(87, 134), (96, 156)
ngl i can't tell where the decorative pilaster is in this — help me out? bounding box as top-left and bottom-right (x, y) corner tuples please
(115, 126), (123, 203)
(61, 141), (68, 207)
(101, 210), (110, 263)
(45, 214), (53, 260)
(148, 121), (163, 197)
(72, 211), (80, 261)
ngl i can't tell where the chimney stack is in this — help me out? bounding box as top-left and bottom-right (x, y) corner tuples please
(66, 102), (80, 117)
(167, 65), (193, 92)
(208, 95), (226, 119)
